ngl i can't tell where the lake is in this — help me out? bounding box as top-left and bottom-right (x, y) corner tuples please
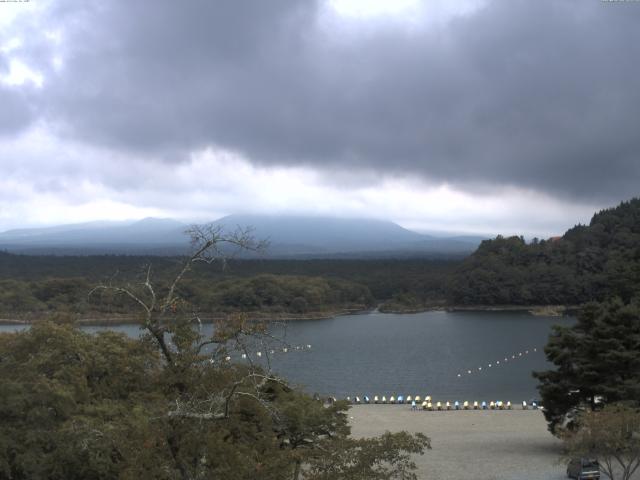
(0, 310), (573, 402)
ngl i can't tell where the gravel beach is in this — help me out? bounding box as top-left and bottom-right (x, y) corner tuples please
(348, 405), (636, 480)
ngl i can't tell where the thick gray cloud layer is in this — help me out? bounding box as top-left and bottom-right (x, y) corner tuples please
(0, 48), (33, 135)
(4, 0), (640, 201)
(0, 86), (32, 135)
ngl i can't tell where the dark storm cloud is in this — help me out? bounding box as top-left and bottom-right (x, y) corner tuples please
(19, 0), (640, 200)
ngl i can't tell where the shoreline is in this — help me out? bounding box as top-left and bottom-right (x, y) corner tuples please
(0, 307), (371, 326)
(0, 304), (578, 326)
(379, 304), (578, 317)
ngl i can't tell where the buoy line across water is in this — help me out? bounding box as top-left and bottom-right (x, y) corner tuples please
(212, 344), (312, 362)
(456, 347), (538, 378)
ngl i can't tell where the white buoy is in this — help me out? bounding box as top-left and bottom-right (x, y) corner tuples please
(467, 370), (472, 374)
(457, 373), (462, 377)
(478, 367), (482, 371)
(496, 361), (500, 365)
(488, 364), (492, 368)
(307, 344), (311, 349)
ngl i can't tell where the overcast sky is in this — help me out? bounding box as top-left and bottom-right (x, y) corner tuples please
(1, 0), (638, 237)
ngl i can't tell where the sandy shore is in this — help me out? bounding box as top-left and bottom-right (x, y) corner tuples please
(349, 405), (566, 480)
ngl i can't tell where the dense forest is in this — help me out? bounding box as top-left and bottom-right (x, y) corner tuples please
(449, 198), (640, 306)
(0, 253), (456, 320)
(0, 274), (376, 319)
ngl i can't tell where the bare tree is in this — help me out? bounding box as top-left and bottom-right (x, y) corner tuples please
(89, 224), (278, 407)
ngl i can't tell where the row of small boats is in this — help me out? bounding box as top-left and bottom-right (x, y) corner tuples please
(338, 395), (541, 410)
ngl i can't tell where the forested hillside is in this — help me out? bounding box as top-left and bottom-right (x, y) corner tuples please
(449, 199), (640, 305)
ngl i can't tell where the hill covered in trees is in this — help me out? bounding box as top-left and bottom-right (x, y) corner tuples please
(449, 199), (640, 306)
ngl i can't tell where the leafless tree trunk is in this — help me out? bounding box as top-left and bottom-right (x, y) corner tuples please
(90, 223), (267, 363)
(89, 224), (290, 479)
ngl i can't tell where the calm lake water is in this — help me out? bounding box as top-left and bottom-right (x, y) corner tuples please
(0, 311), (574, 402)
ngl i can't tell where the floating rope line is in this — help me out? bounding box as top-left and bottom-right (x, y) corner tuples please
(456, 347), (538, 378)
(219, 344), (312, 362)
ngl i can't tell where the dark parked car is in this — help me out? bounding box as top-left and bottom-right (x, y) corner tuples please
(567, 458), (600, 480)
